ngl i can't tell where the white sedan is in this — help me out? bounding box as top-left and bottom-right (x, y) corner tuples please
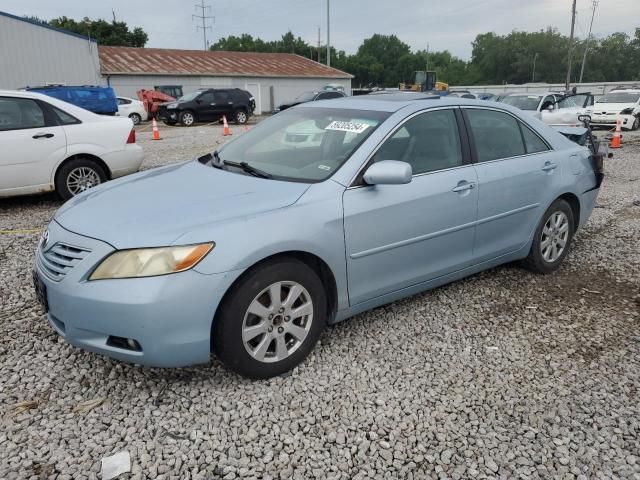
(117, 96), (148, 125)
(0, 90), (143, 200)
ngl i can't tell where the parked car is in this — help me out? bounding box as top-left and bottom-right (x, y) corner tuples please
(157, 88), (255, 126)
(590, 87), (640, 130)
(117, 96), (148, 125)
(26, 85), (119, 116)
(0, 90), (143, 199)
(541, 93), (594, 128)
(497, 92), (564, 116)
(276, 90), (346, 112)
(34, 94), (601, 378)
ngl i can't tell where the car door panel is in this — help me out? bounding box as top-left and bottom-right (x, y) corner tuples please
(464, 108), (561, 263)
(342, 108), (478, 306)
(343, 167), (478, 305)
(0, 96), (67, 193)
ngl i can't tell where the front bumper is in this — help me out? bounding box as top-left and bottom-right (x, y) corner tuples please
(157, 108), (178, 122)
(34, 220), (242, 367)
(590, 113), (635, 129)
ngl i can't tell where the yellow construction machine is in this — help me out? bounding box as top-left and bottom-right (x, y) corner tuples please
(399, 71), (448, 93)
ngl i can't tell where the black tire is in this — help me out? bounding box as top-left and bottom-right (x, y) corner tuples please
(179, 110), (196, 127)
(632, 115), (640, 131)
(234, 109), (248, 125)
(55, 158), (107, 200)
(212, 258), (327, 379)
(523, 199), (575, 274)
(162, 119), (177, 126)
(129, 113), (142, 125)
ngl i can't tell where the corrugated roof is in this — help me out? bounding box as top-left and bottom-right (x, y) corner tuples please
(99, 46), (352, 79)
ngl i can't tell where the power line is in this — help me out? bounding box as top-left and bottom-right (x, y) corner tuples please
(579, 0), (598, 83)
(193, 0), (214, 51)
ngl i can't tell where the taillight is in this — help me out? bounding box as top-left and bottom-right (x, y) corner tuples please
(126, 129), (135, 144)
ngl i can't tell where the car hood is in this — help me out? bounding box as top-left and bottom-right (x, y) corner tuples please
(593, 102), (636, 113)
(54, 161), (311, 248)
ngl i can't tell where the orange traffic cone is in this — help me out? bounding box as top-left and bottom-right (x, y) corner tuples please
(152, 118), (161, 141)
(223, 115), (232, 136)
(610, 118), (622, 149)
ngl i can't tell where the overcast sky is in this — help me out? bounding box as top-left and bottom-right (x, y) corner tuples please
(5, 0), (639, 59)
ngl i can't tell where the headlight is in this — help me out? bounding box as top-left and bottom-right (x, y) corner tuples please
(620, 108), (634, 115)
(89, 243), (214, 280)
(166, 103), (178, 109)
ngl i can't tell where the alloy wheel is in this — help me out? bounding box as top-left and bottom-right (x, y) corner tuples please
(540, 211), (569, 263)
(237, 111), (247, 124)
(242, 281), (313, 363)
(66, 167), (101, 196)
(182, 112), (194, 126)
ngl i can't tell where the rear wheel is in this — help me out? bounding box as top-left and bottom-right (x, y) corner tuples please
(129, 113), (142, 125)
(524, 199), (574, 274)
(212, 258), (326, 379)
(55, 158), (107, 200)
(179, 110), (195, 127)
(631, 115), (640, 131)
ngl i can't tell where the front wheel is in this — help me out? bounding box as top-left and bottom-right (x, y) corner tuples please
(234, 109), (248, 125)
(212, 258), (326, 379)
(523, 199), (574, 274)
(55, 158), (107, 200)
(179, 110), (195, 127)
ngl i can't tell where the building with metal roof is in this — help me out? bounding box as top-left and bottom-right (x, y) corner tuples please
(99, 46), (353, 114)
(0, 11), (101, 90)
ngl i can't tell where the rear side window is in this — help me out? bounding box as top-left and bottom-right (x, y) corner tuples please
(0, 97), (46, 131)
(520, 123), (549, 154)
(50, 105), (80, 126)
(466, 109), (526, 162)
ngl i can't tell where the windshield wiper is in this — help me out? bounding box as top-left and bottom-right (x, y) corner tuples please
(222, 160), (273, 179)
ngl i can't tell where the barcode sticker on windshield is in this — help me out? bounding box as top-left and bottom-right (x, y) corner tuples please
(325, 121), (370, 133)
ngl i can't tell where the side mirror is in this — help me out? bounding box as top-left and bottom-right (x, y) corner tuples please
(578, 114), (592, 123)
(363, 160), (412, 185)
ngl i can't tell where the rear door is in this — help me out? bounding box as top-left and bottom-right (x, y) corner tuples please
(196, 92), (218, 121)
(0, 96), (66, 194)
(463, 107), (559, 263)
(343, 108), (478, 305)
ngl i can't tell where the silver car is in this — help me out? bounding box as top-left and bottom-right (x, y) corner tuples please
(34, 94), (602, 378)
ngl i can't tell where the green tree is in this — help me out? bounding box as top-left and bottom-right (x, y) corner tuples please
(49, 16), (148, 47)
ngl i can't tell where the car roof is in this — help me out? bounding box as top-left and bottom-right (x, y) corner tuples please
(302, 93), (506, 113)
(0, 89), (96, 119)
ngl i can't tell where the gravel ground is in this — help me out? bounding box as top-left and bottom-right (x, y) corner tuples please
(1, 123), (639, 480)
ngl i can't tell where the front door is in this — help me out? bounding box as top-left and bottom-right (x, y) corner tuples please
(196, 92), (217, 121)
(0, 96), (66, 193)
(343, 108), (478, 305)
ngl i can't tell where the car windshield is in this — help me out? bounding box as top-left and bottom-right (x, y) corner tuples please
(294, 91), (317, 102)
(217, 107), (389, 182)
(597, 92), (640, 103)
(499, 95), (542, 110)
(178, 91), (201, 102)
(556, 94), (591, 109)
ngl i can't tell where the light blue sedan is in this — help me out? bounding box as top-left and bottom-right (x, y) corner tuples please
(33, 94), (602, 378)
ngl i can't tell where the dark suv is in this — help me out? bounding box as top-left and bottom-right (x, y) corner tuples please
(157, 88), (255, 126)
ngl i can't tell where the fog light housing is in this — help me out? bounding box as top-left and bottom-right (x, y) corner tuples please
(107, 336), (142, 352)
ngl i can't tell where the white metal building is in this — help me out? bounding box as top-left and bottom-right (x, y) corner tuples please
(99, 46), (353, 114)
(0, 11), (101, 89)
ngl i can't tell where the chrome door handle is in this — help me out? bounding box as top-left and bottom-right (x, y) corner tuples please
(451, 182), (476, 192)
(542, 162), (558, 172)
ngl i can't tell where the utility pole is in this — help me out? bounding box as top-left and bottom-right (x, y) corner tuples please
(579, 0), (598, 83)
(317, 26), (321, 63)
(532, 52), (538, 82)
(326, 0), (330, 67)
(565, 0), (577, 91)
(193, 0), (214, 51)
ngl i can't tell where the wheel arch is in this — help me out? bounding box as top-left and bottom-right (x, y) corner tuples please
(54, 153), (112, 183)
(557, 192), (581, 230)
(210, 250), (339, 349)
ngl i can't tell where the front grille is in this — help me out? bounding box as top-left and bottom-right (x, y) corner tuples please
(38, 242), (91, 281)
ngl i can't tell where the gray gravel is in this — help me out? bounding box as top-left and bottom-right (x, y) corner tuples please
(1, 123), (639, 479)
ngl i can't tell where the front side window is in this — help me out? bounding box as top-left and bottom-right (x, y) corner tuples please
(373, 109), (462, 175)
(217, 107), (389, 182)
(0, 97), (46, 131)
(466, 109), (526, 162)
(200, 92), (215, 103)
